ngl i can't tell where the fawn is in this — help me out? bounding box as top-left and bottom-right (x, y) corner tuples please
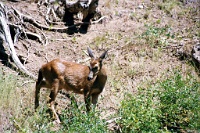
(35, 48), (107, 123)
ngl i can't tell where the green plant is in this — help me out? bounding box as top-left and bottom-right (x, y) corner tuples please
(117, 71), (200, 132)
(141, 25), (174, 48)
(158, 72), (200, 131)
(93, 34), (108, 47)
(118, 91), (161, 132)
(59, 105), (108, 133)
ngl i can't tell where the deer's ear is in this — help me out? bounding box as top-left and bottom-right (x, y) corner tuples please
(99, 50), (108, 60)
(87, 47), (94, 58)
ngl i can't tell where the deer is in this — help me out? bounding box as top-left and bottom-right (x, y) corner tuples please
(35, 47), (108, 123)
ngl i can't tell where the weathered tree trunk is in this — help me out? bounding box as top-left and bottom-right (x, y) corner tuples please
(0, 3), (36, 79)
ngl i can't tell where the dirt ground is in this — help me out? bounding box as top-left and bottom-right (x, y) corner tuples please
(0, 0), (200, 131)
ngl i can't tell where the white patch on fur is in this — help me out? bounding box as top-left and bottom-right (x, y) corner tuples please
(56, 62), (66, 73)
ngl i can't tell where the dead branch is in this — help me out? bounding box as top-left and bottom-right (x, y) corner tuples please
(13, 7), (65, 31)
(22, 43), (31, 65)
(40, 30), (48, 46)
(24, 31), (42, 43)
(0, 2), (36, 79)
(91, 16), (108, 24)
(106, 117), (122, 133)
(8, 23), (22, 43)
(8, 23), (46, 45)
(45, 6), (64, 25)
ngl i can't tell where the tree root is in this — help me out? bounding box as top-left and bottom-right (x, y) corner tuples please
(0, 2), (37, 79)
(12, 7), (107, 32)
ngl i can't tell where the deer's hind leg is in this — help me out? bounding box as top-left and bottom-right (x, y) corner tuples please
(35, 80), (52, 109)
(48, 79), (60, 123)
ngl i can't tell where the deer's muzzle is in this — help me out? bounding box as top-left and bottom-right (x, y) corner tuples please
(88, 70), (94, 80)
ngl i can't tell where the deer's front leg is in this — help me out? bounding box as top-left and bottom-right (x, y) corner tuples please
(84, 91), (91, 112)
(91, 94), (99, 109)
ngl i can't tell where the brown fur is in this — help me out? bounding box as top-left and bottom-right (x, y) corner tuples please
(35, 48), (107, 123)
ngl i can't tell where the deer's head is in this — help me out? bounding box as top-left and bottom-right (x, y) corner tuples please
(87, 47), (108, 81)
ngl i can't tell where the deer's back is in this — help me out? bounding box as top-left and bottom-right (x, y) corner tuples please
(41, 59), (94, 93)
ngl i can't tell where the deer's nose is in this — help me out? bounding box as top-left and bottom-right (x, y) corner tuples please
(88, 71), (94, 81)
(88, 76), (93, 81)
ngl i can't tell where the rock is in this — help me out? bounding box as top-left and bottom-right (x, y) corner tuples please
(192, 43), (200, 68)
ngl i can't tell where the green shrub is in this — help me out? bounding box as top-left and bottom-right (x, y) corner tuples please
(118, 71), (200, 132)
(158, 72), (200, 131)
(118, 90), (161, 133)
(59, 105), (108, 133)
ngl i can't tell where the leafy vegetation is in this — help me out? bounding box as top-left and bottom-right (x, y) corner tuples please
(118, 91), (161, 132)
(141, 25), (174, 48)
(117, 71), (200, 132)
(0, 70), (19, 111)
(158, 72), (200, 131)
(59, 106), (108, 132)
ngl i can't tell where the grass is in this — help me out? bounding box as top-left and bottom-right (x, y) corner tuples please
(157, 0), (182, 17)
(0, 72), (19, 111)
(0, 69), (20, 132)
